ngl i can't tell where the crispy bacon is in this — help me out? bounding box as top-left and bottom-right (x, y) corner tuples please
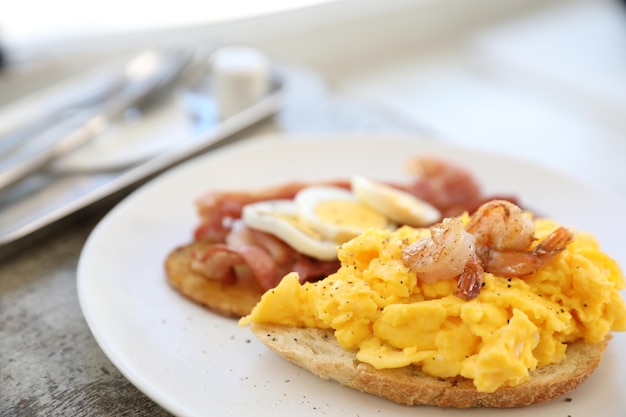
(403, 157), (483, 218)
(402, 157), (519, 218)
(190, 222), (340, 290)
(190, 244), (280, 289)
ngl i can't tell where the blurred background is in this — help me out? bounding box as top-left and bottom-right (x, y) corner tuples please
(1, 0), (626, 224)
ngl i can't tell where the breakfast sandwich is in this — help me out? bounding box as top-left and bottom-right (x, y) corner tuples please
(239, 200), (626, 408)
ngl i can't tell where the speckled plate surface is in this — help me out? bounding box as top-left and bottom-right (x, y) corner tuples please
(77, 135), (626, 417)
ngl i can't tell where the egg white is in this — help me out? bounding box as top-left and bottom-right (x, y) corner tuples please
(241, 200), (339, 260)
(351, 176), (440, 226)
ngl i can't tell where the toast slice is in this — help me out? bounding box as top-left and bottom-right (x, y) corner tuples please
(165, 240), (265, 318)
(250, 323), (609, 408)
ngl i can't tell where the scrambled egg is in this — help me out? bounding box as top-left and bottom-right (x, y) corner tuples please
(240, 218), (626, 392)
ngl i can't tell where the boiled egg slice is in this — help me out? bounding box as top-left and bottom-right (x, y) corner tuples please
(351, 176), (440, 226)
(294, 186), (391, 243)
(241, 199), (339, 260)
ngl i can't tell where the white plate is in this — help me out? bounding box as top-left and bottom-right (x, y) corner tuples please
(78, 135), (626, 417)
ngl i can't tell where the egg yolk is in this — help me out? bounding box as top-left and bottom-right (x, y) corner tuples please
(241, 218), (626, 392)
(313, 200), (388, 242)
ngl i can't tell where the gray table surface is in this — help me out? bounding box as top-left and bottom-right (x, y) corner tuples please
(0, 64), (421, 416)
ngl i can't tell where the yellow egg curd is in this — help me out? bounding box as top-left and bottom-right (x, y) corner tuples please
(240, 218), (626, 392)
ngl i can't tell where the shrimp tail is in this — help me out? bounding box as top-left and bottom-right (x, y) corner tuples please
(456, 253), (484, 301)
(533, 226), (575, 257)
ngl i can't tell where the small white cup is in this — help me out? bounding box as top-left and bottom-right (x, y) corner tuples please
(210, 46), (270, 119)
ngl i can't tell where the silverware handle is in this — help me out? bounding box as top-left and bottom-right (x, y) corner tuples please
(0, 113), (109, 192)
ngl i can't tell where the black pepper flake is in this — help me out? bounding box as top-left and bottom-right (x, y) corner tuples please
(481, 282), (486, 287)
(246, 339), (251, 343)
(565, 397), (572, 402)
(507, 278), (512, 282)
(507, 284), (511, 288)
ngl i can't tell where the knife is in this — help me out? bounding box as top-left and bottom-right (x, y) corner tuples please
(0, 46), (192, 193)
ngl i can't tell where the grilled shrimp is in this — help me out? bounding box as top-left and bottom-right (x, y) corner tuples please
(478, 225), (574, 277)
(402, 199), (574, 301)
(402, 217), (476, 284)
(465, 199), (535, 252)
(466, 200), (574, 277)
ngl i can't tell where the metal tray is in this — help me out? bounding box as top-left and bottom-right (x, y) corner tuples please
(0, 48), (284, 255)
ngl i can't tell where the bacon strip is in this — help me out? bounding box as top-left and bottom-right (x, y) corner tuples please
(403, 157), (483, 218)
(191, 222), (340, 290)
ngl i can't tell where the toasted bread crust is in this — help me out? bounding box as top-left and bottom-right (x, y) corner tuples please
(165, 241), (265, 318)
(250, 323), (609, 408)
